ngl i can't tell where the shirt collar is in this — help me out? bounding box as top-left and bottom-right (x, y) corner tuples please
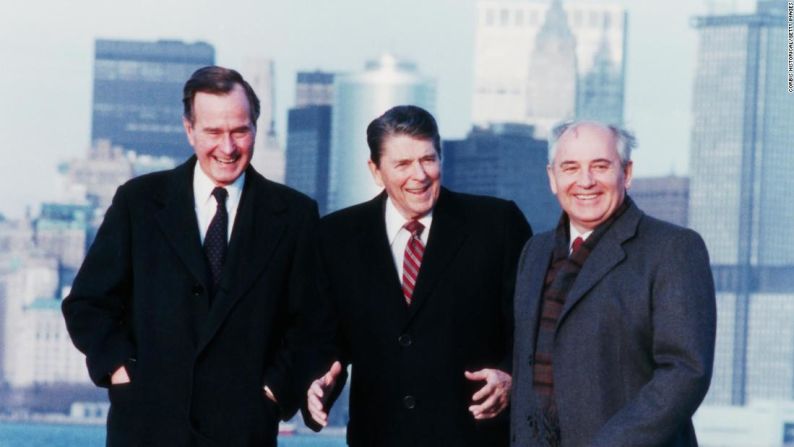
(193, 163), (245, 209)
(385, 197), (433, 246)
(568, 223), (593, 251)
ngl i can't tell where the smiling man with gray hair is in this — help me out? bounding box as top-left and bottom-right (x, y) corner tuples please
(510, 120), (716, 446)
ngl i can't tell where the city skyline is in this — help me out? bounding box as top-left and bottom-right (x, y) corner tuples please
(2, 1), (794, 443)
(0, 0), (754, 219)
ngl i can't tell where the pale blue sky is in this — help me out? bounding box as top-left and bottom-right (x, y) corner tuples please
(0, 0), (750, 218)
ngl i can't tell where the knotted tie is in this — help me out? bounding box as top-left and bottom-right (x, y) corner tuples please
(204, 187), (228, 294)
(571, 236), (584, 255)
(402, 220), (425, 305)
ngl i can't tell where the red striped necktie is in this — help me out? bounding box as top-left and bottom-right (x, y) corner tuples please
(402, 220), (425, 305)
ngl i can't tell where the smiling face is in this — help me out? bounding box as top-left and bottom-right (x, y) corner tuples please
(183, 83), (255, 186)
(368, 134), (442, 220)
(547, 123), (632, 233)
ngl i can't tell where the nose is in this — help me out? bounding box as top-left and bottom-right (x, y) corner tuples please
(576, 169), (595, 187)
(219, 133), (236, 154)
(410, 161), (428, 180)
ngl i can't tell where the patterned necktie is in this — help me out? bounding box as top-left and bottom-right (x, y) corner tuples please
(571, 236), (584, 255)
(402, 220), (425, 305)
(204, 187), (228, 293)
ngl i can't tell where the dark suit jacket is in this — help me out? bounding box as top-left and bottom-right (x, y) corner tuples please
(511, 200), (716, 447)
(62, 157), (318, 447)
(310, 188), (531, 447)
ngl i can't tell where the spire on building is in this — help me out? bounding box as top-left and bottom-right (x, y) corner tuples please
(525, 0), (578, 137)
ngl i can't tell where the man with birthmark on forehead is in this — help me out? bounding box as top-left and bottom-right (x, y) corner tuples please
(510, 120), (716, 447)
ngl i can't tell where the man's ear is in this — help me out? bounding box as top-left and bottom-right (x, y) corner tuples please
(367, 159), (384, 188)
(547, 164), (558, 195)
(623, 160), (633, 189)
(183, 117), (196, 148)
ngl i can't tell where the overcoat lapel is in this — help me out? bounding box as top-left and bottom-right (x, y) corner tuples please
(556, 204), (642, 329)
(404, 189), (467, 327)
(154, 157), (209, 290)
(198, 169), (288, 353)
(355, 193), (410, 325)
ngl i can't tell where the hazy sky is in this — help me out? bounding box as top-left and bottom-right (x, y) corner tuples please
(0, 0), (750, 219)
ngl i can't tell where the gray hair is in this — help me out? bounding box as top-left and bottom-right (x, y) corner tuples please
(547, 120), (637, 167)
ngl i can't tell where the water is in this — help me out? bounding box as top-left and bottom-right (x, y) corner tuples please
(0, 422), (346, 447)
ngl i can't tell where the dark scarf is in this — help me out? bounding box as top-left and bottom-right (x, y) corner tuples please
(530, 196), (632, 446)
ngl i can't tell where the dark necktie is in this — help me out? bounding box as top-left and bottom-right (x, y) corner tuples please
(402, 220), (425, 306)
(204, 187), (228, 293)
(571, 236), (584, 255)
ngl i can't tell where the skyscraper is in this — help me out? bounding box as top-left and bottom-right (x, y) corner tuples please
(689, 0), (794, 405)
(443, 124), (558, 232)
(295, 70), (335, 108)
(472, 0), (626, 135)
(242, 58), (285, 183)
(285, 71), (334, 215)
(525, 0), (577, 135)
(57, 139), (134, 231)
(629, 176), (689, 228)
(328, 55), (435, 211)
(90, 39), (215, 159)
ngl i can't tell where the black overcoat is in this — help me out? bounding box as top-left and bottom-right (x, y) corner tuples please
(63, 157), (318, 446)
(311, 188), (531, 447)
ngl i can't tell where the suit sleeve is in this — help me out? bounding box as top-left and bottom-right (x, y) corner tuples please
(262, 200), (321, 419)
(498, 201), (532, 373)
(590, 229), (716, 447)
(298, 221), (350, 432)
(61, 184), (136, 387)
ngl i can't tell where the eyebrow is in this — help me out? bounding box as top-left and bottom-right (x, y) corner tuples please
(558, 158), (614, 166)
(202, 124), (251, 132)
(392, 153), (437, 163)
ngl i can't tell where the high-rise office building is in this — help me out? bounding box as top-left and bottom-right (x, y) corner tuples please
(525, 0), (578, 134)
(0, 252), (59, 386)
(285, 72), (335, 215)
(443, 124), (558, 232)
(689, 0), (794, 405)
(629, 176), (689, 228)
(91, 39), (214, 159)
(34, 203), (91, 276)
(328, 55), (435, 211)
(57, 139), (134, 231)
(472, 0), (626, 135)
(295, 70), (335, 108)
(242, 58), (285, 183)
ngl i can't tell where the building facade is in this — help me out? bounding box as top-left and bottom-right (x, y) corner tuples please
(242, 58), (285, 183)
(91, 39), (215, 160)
(286, 106), (333, 215)
(443, 123), (558, 232)
(689, 0), (794, 405)
(629, 175), (689, 228)
(328, 55), (435, 211)
(285, 72), (335, 214)
(472, 0), (626, 135)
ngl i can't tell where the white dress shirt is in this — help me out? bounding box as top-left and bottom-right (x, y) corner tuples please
(568, 224), (593, 255)
(193, 164), (245, 244)
(385, 198), (433, 281)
